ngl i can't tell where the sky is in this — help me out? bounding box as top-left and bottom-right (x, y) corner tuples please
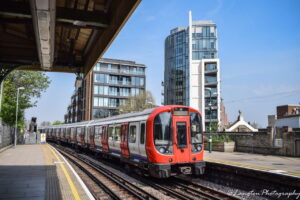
(26, 0), (300, 127)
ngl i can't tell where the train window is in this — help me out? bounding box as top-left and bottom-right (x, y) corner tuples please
(94, 126), (101, 140)
(77, 127), (82, 136)
(108, 126), (114, 141)
(129, 126), (136, 143)
(177, 122), (187, 148)
(140, 123), (145, 144)
(154, 112), (172, 146)
(115, 126), (121, 142)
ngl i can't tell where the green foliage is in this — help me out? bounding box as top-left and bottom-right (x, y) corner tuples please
(118, 91), (156, 114)
(0, 70), (51, 127)
(206, 121), (219, 132)
(52, 120), (63, 125)
(212, 134), (234, 143)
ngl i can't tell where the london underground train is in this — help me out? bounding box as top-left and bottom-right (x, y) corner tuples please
(41, 105), (205, 178)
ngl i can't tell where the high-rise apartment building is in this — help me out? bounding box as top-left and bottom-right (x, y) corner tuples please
(65, 58), (146, 123)
(164, 12), (220, 130)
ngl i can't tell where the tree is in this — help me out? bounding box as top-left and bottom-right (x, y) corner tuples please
(40, 121), (51, 126)
(118, 91), (156, 114)
(0, 71), (51, 127)
(52, 120), (63, 125)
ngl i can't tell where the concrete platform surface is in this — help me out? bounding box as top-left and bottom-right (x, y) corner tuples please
(0, 144), (93, 200)
(204, 151), (300, 177)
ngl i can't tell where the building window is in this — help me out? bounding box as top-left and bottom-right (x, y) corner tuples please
(94, 63), (100, 71)
(94, 85), (109, 95)
(119, 99), (126, 106)
(120, 88), (130, 96)
(94, 97), (109, 107)
(121, 77), (130, 85)
(205, 76), (217, 84)
(109, 87), (118, 96)
(205, 63), (217, 71)
(94, 74), (109, 83)
(132, 77), (144, 86)
(109, 98), (117, 107)
(109, 75), (118, 84)
(136, 67), (145, 75)
(205, 109), (217, 120)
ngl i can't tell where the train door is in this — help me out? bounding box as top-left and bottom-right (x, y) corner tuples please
(138, 121), (147, 158)
(101, 126), (109, 152)
(120, 123), (130, 158)
(76, 127), (81, 145)
(94, 126), (102, 150)
(172, 116), (191, 163)
(71, 127), (76, 144)
(66, 128), (71, 143)
(128, 122), (140, 157)
(89, 126), (95, 149)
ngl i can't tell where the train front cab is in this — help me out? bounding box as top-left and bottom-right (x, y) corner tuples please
(147, 106), (205, 178)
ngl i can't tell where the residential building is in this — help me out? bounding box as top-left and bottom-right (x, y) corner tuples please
(274, 105), (300, 128)
(164, 11), (220, 130)
(65, 58), (146, 123)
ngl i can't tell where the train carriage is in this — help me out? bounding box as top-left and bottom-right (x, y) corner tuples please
(42, 105), (205, 178)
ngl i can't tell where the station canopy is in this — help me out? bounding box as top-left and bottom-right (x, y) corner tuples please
(0, 0), (140, 76)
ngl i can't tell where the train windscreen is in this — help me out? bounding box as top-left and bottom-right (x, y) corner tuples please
(154, 112), (173, 154)
(190, 112), (203, 152)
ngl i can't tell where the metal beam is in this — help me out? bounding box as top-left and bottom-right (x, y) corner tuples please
(30, 0), (56, 70)
(0, 2), (109, 28)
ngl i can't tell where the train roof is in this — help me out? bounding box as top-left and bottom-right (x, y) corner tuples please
(40, 107), (156, 129)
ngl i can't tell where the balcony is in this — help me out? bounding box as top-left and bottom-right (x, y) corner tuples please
(94, 68), (145, 76)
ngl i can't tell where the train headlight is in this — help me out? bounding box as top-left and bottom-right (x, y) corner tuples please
(159, 147), (166, 154)
(197, 145), (202, 151)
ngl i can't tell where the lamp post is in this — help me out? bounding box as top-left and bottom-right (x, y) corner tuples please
(14, 87), (25, 148)
(205, 88), (212, 153)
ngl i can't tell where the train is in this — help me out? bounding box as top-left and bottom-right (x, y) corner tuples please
(40, 105), (205, 178)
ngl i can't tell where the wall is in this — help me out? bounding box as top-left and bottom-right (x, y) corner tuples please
(213, 127), (300, 157)
(0, 123), (13, 149)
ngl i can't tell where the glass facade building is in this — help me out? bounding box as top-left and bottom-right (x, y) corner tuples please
(164, 12), (220, 130)
(92, 59), (146, 119)
(65, 58), (146, 123)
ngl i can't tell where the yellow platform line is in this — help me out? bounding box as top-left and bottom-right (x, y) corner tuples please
(48, 145), (81, 200)
(205, 158), (300, 177)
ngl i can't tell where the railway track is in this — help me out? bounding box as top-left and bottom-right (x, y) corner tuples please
(136, 176), (242, 200)
(53, 144), (159, 200)
(53, 144), (242, 200)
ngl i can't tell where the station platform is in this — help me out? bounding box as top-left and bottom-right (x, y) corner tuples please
(204, 150), (300, 178)
(0, 144), (94, 200)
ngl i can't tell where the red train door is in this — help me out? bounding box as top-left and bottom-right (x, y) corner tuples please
(120, 123), (130, 158)
(173, 116), (191, 163)
(102, 126), (109, 152)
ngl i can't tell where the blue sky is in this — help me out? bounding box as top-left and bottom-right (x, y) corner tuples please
(26, 0), (300, 127)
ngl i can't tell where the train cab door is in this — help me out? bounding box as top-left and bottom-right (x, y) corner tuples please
(101, 126), (109, 152)
(120, 123), (130, 158)
(173, 116), (191, 163)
